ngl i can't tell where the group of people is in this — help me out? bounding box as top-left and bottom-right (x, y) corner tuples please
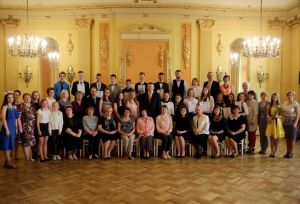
(0, 69), (299, 169)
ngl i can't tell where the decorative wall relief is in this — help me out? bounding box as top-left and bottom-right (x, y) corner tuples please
(126, 47), (134, 67)
(100, 23), (109, 68)
(75, 16), (93, 28)
(0, 15), (20, 27)
(66, 33), (74, 56)
(216, 65), (226, 83)
(182, 24), (191, 69)
(159, 45), (164, 67)
(216, 33), (223, 56)
(67, 65), (76, 87)
(19, 65), (32, 88)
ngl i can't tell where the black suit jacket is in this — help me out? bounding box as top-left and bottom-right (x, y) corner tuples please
(139, 92), (161, 119)
(71, 81), (90, 96)
(86, 95), (101, 116)
(203, 80), (220, 100)
(154, 82), (169, 93)
(90, 82), (107, 92)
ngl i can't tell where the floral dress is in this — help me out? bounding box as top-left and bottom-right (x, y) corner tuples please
(18, 103), (36, 146)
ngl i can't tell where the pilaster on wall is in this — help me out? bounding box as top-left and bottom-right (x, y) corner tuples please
(197, 19), (215, 85)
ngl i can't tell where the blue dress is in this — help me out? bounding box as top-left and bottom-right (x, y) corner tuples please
(0, 107), (19, 150)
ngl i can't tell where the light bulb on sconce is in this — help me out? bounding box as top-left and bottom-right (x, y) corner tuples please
(230, 52), (239, 67)
(19, 65), (32, 88)
(48, 51), (60, 68)
(257, 66), (268, 88)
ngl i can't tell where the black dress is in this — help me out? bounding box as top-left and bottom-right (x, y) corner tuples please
(64, 116), (82, 151)
(99, 117), (118, 142)
(226, 116), (246, 143)
(209, 116), (226, 141)
(174, 116), (192, 140)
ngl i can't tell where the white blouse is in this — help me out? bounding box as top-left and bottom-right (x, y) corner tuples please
(37, 109), (51, 124)
(48, 110), (63, 132)
(161, 101), (175, 115)
(184, 97), (199, 113)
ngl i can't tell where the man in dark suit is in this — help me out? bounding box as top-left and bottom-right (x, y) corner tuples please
(154, 72), (169, 99)
(139, 82), (161, 119)
(203, 72), (220, 100)
(86, 87), (101, 117)
(135, 72), (148, 96)
(170, 69), (188, 103)
(71, 70), (90, 97)
(90, 73), (107, 98)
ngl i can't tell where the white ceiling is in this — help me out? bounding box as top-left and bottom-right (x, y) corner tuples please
(0, 0), (299, 9)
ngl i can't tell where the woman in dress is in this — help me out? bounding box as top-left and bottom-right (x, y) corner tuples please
(64, 106), (82, 160)
(174, 106), (192, 158)
(82, 106), (99, 160)
(156, 105), (173, 159)
(31, 91), (40, 160)
(98, 107), (118, 159)
(282, 91), (299, 158)
(58, 89), (72, 114)
(219, 75), (233, 104)
(99, 88), (113, 117)
(136, 108), (154, 159)
(113, 92), (126, 121)
(266, 93), (285, 158)
(258, 91), (270, 154)
(118, 108), (136, 160)
(161, 92), (174, 116)
(13, 90), (22, 160)
(18, 93), (37, 163)
(183, 88), (198, 118)
(246, 91), (258, 154)
(72, 91), (86, 119)
(236, 92), (249, 117)
(225, 105), (246, 158)
(208, 106), (226, 158)
(36, 99), (51, 162)
(191, 78), (202, 100)
(0, 92), (22, 168)
(199, 87), (214, 116)
(125, 90), (139, 121)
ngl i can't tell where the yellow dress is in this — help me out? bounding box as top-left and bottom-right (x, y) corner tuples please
(266, 106), (285, 139)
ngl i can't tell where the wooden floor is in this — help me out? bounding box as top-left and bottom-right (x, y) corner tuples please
(1, 139), (300, 204)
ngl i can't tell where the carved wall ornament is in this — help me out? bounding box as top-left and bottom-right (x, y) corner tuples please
(0, 15), (20, 27)
(182, 24), (191, 69)
(159, 45), (164, 67)
(198, 19), (215, 30)
(100, 24), (109, 68)
(287, 15), (300, 27)
(268, 17), (286, 29)
(67, 65), (76, 86)
(126, 47), (134, 67)
(166, 50), (172, 82)
(75, 16), (93, 28)
(216, 33), (223, 56)
(216, 65), (227, 83)
(19, 65), (32, 88)
(66, 33), (74, 56)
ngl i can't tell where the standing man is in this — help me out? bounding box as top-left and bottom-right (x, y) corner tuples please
(107, 74), (121, 101)
(170, 70), (188, 103)
(203, 72), (220, 100)
(86, 87), (101, 117)
(71, 70), (90, 98)
(135, 72), (148, 96)
(237, 81), (258, 101)
(139, 82), (161, 119)
(90, 73), (107, 98)
(154, 72), (169, 99)
(122, 79), (134, 101)
(54, 71), (70, 100)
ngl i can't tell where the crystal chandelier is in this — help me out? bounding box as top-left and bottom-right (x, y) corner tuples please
(242, 0), (280, 58)
(7, 0), (48, 58)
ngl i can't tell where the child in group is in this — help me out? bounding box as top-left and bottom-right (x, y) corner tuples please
(49, 101), (63, 160)
(266, 93), (285, 158)
(36, 99), (51, 162)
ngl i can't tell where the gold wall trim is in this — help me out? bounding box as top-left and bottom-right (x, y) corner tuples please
(0, 15), (20, 27)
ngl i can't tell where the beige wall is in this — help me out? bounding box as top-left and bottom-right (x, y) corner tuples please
(0, 14), (299, 103)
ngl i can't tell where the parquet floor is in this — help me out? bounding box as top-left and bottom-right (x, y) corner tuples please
(1, 139), (300, 204)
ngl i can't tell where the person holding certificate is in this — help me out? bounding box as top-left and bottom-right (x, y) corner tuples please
(90, 73), (107, 99)
(71, 71), (90, 98)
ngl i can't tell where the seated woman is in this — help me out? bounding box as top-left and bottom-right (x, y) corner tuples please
(99, 88), (113, 117)
(156, 105), (173, 159)
(136, 108), (154, 159)
(64, 106), (82, 160)
(82, 106), (99, 160)
(208, 106), (226, 158)
(118, 108), (135, 160)
(225, 105), (246, 158)
(98, 107), (118, 159)
(174, 106), (192, 158)
(113, 92), (126, 121)
(192, 105), (210, 159)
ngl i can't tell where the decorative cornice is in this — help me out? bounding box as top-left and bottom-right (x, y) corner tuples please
(198, 19), (215, 30)
(0, 15), (20, 27)
(75, 16), (93, 28)
(268, 17), (286, 28)
(287, 15), (300, 27)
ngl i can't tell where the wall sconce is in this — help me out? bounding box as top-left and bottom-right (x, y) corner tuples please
(257, 66), (268, 88)
(230, 52), (239, 67)
(216, 65), (227, 83)
(19, 65), (32, 88)
(48, 51), (60, 68)
(67, 65), (76, 86)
